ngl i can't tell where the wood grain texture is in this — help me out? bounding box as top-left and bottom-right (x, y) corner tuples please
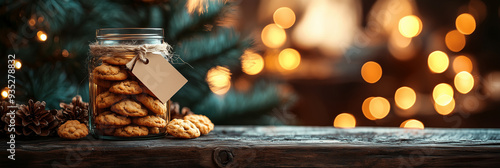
(1, 126), (500, 167)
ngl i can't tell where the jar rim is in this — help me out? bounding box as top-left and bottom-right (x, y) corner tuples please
(96, 28), (164, 40)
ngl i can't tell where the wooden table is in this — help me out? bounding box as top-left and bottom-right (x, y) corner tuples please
(2, 126), (500, 167)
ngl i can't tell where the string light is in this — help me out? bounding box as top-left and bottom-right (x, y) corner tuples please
(241, 50), (264, 75)
(445, 30), (466, 52)
(432, 83), (454, 106)
(434, 98), (455, 115)
(62, 49), (69, 57)
(333, 113), (356, 128)
(456, 13), (476, 35)
(1, 88), (8, 99)
(37, 31), (47, 42)
(206, 66), (231, 95)
(278, 48), (301, 70)
(452, 55), (473, 73)
(398, 15), (423, 38)
(362, 97), (376, 120)
(395, 86), (416, 110)
(273, 7), (296, 29)
(369, 97), (390, 119)
(428, 51), (449, 73)
(454, 71), (474, 94)
(14, 59), (22, 69)
(400, 119), (424, 129)
(361, 61), (382, 84)
(261, 24), (286, 48)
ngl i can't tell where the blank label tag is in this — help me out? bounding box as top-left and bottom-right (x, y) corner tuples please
(127, 53), (187, 103)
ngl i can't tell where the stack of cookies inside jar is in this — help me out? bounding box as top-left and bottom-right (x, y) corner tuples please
(90, 54), (169, 138)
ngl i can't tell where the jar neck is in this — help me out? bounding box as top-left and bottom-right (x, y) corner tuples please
(96, 28), (164, 45)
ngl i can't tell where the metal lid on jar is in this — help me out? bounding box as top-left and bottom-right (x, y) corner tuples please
(96, 28), (164, 40)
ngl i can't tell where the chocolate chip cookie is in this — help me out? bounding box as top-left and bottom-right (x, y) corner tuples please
(58, 120), (89, 139)
(109, 80), (143, 95)
(132, 115), (167, 127)
(94, 63), (128, 80)
(96, 91), (125, 108)
(184, 114), (214, 135)
(136, 94), (166, 115)
(114, 126), (149, 137)
(103, 56), (133, 65)
(166, 119), (200, 139)
(95, 111), (131, 126)
(111, 99), (148, 117)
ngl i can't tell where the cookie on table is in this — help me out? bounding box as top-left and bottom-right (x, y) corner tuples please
(95, 111), (131, 126)
(58, 120), (89, 139)
(103, 56), (133, 65)
(111, 99), (148, 117)
(109, 80), (143, 95)
(136, 94), (166, 115)
(132, 115), (167, 127)
(167, 119), (200, 139)
(142, 86), (156, 97)
(114, 126), (149, 137)
(96, 91), (125, 108)
(184, 114), (214, 135)
(93, 63), (128, 80)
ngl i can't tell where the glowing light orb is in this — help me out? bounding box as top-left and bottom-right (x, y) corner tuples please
(361, 61), (382, 84)
(333, 113), (356, 128)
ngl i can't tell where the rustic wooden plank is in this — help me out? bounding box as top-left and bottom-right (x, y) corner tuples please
(1, 126), (500, 167)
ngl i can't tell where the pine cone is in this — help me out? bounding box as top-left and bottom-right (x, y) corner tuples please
(57, 95), (89, 126)
(170, 102), (194, 119)
(14, 99), (59, 136)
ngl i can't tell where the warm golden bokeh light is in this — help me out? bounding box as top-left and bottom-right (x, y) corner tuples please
(428, 50), (449, 73)
(445, 30), (466, 52)
(361, 61), (382, 84)
(241, 51), (264, 75)
(14, 59), (22, 69)
(37, 31), (47, 42)
(369, 97), (390, 119)
(398, 15), (422, 38)
(273, 7), (296, 29)
(454, 71), (474, 94)
(400, 119), (424, 129)
(452, 55), (473, 73)
(333, 113), (356, 128)
(28, 18), (36, 26)
(362, 97), (376, 120)
(395, 86), (416, 110)
(206, 66), (231, 95)
(261, 24), (287, 48)
(433, 83), (454, 106)
(1, 90), (8, 99)
(434, 98), (455, 115)
(456, 13), (476, 35)
(278, 48), (301, 70)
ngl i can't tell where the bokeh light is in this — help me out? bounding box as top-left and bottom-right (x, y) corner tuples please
(434, 98), (455, 115)
(14, 59), (22, 69)
(455, 13), (476, 35)
(398, 15), (422, 38)
(37, 31), (47, 42)
(445, 30), (466, 52)
(241, 51), (264, 75)
(400, 119), (424, 129)
(428, 50), (449, 73)
(395, 86), (416, 110)
(1, 88), (8, 99)
(362, 97), (376, 120)
(432, 83), (454, 106)
(273, 7), (295, 29)
(206, 66), (231, 95)
(361, 61), (382, 84)
(333, 113), (356, 128)
(261, 24), (286, 48)
(278, 48), (301, 70)
(28, 18), (36, 26)
(452, 55), (473, 73)
(454, 71), (474, 94)
(62, 49), (69, 58)
(369, 97), (390, 119)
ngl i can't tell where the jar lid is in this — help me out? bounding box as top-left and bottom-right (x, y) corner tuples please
(96, 28), (164, 40)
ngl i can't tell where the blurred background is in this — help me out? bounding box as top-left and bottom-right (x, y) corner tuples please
(1, 0), (500, 128)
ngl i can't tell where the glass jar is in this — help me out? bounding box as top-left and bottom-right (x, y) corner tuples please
(89, 28), (170, 140)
